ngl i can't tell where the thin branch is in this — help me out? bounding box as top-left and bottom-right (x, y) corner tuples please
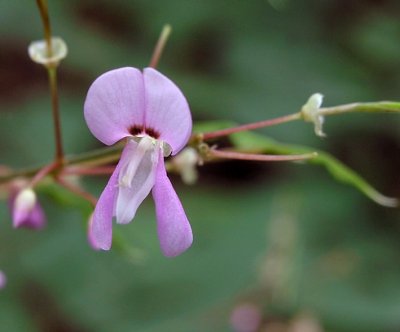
(149, 24), (172, 68)
(201, 112), (301, 141)
(209, 149), (317, 162)
(63, 166), (116, 176)
(35, 0), (52, 57)
(57, 177), (97, 207)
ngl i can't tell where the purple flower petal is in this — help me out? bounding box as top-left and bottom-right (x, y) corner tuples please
(143, 68), (192, 155)
(91, 163), (120, 250)
(0, 271), (6, 290)
(152, 154), (193, 257)
(87, 214), (100, 250)
(84, 67), (146, 146)
(115, 137), (160, 224)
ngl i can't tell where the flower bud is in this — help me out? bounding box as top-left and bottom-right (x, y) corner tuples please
(171, 147), (199, 184)
(28, 37), (67, 67)
(301, 93), (325, 137)
(11, 188), (46, 229)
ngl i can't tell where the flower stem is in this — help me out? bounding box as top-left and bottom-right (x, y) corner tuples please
(201, 112), (301, 141)
(149, 24), (172, 68)
(0, 145), (122, 185)
(318, 101), (400, 117)
(209, 149), (317, 162)
(35, 0), (64, 164)
(29, 161), (59, 187)
(63, 166), (116, 176)
(48, 66), (64, 163)
(56, 177), (97, 207)
(35, 0), (52, 57)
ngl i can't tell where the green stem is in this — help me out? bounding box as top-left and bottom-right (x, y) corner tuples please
(319, 101), (400, 117)
(48, 67), (64, 163)
(36, 0), (52, 57)
(149, 24), (172, 68)
(35, 0), (64, 163)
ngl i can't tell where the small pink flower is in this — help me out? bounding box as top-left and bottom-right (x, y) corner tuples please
(10, 188), (46, 229)
(84, 67), (193, 257)
(0, 270), (6, 290)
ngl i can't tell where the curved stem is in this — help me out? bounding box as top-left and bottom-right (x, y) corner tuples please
(57, 177), (97, 207)
(318, 101), (400, 116)
(209, 149), (317, 162)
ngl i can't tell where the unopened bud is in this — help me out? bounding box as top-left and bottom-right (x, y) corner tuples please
(28, 37), (67, 67)
(301, 93), (325, 137)
(11, 188), (46, 229)
(171, 147), (199, 184)
(14, 188), (36, 215)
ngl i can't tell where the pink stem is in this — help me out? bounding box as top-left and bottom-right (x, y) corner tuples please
(57, 177), (97, 207)
(202, 112), (301, 141)
(30, 161), (59, 187)
(63, 166), (116, 176)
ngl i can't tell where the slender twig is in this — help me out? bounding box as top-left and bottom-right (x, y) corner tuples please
(209, 149), (317, 162)
(29, 161), (59, 187)
(318, 101), (400, 117)
(63, 166), (116, 176)
(57, 177), (97, 207)
(0, 145), (122, 185)
(35, 0), (64, 163)
(202, 112), (301, 141)
(48, 67), (64, 162)
(149, 24), (172, 68)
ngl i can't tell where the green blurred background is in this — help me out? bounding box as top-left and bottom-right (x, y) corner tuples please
(0, 1), (400, 331)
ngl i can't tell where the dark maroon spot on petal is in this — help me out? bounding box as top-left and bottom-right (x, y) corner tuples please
(128, 125), (160, 139)
(128, 125), (144, 136)
(145, 127), (160, 139)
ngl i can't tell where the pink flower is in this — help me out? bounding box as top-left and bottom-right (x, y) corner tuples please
(0, 270), (6, 290)
(10, 188), (46, 229)
(84, 67), (193, 257)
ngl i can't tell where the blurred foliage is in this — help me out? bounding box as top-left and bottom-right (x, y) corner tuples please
(0, 1), (400, 331)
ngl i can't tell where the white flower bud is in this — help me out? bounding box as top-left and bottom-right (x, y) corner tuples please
(28, 37), (67, 67)
(172, 147), (199, 185)
(301, 93), (325, 137)
(14, 188), (36, 214)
